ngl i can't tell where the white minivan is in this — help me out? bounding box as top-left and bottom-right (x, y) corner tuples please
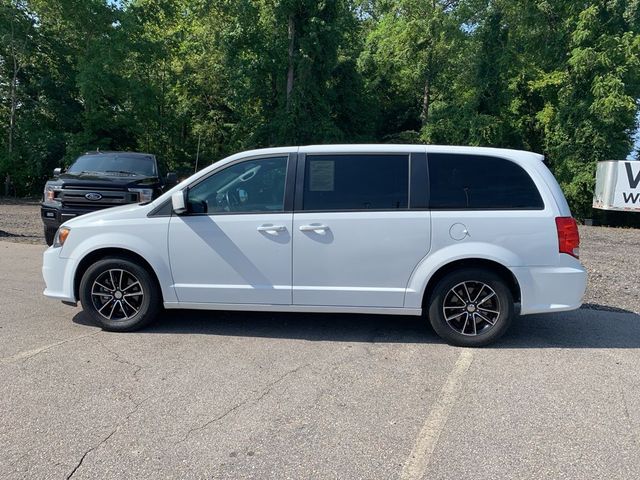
(42, 145), (587, 346)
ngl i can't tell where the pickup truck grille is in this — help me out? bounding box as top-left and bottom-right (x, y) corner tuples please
(59, 187), (138, 207)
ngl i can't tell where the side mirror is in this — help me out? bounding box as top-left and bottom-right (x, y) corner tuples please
(171, 191), (187, 214)
(165, 172), (177, 187)
(53, 167), (62, 177)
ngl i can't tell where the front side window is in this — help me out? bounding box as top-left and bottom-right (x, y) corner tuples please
(302, 154), (409, 211)
(187, 156), (288, 214)
(428, 154), (544, 210)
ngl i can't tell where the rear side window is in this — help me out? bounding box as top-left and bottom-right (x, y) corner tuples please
(428, 154), (544, 210)
(302, 154), (409, 211)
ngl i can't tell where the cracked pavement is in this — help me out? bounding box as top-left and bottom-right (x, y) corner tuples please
(1, 240), (640, 479)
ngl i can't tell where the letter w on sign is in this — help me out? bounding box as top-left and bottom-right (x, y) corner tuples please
(625, 162), (640, 189)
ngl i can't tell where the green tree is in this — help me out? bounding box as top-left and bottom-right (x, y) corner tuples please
(534, 1), (640, 216)
(1, 0), (639, 218)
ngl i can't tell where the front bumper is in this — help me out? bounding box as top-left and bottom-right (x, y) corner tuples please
(42, 247), (76, 303)
(512, 255), (588, 315)
(41, 203), (98, 229)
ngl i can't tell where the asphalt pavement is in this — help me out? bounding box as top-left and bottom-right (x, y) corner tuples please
(1, 241), (639, 479)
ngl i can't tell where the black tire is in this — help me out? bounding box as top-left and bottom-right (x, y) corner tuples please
(428, 268), (514, 347)
(44, 226), (57, 246)
(79, 256), (161, 332)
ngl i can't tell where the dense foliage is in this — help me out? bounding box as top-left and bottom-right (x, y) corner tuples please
(1, 0), (639, 216)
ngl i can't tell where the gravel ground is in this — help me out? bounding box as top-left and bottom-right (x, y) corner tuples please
(1, 198), (638, 312)
(0, 198), (43, 244)
(579, 224), (640, 314)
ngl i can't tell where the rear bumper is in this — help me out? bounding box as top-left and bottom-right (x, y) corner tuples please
(512, 256), (587, 315)
(42, 247), (76, 303)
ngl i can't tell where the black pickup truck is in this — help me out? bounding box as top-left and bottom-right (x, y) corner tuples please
(41, 151), (176, 245)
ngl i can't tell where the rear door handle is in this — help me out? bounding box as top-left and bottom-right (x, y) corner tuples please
(257, 224), (286, 234)
(299, 224), (328, 232)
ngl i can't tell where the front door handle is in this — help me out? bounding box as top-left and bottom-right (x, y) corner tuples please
(299, 224), (329, 232)
(257, 224), (286, 234)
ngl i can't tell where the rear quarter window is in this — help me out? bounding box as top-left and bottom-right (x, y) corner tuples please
(428, 153), (544, 210)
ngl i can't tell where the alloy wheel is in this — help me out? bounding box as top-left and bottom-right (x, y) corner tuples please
(442, 280), (501, 336)
(90, 269), (144, 321)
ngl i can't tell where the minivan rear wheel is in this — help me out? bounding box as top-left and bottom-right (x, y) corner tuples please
(428, 268), (514, 347)
(79, 257), (161, 332)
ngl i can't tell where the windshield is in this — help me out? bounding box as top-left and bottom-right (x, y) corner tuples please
(67, 154), (157, 176)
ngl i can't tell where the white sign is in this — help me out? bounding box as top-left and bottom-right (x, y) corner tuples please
(308, 160), (335, 192)
(614, 161), (640, 208)
(593, 160), (640, 211)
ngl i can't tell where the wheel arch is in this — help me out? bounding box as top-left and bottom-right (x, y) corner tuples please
(73, 248), (163, 302)
(420, 258), (521, 310)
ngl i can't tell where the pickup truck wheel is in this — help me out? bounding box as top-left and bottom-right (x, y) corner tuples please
(44, 226), (56, 246)
(79, 257), (161, 332)
(428, 268), (514, 347)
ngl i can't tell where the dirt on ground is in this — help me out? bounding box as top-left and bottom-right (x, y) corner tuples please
(0, 198), (43, 244)
(579, 224), (640, 314)
(0, 198), (638, 312)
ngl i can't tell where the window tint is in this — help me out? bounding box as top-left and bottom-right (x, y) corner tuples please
(302, 154), (409, 211)
(428, 154), (544, 209)
(187, 156), (288, 214)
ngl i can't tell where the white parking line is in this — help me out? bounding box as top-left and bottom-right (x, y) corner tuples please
(401, 349), (475, 480)
(0, 331), (100, 365)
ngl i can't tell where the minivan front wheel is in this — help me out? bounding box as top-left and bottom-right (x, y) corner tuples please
(79, 257), (161, 332)
(428, 268), (514, 347)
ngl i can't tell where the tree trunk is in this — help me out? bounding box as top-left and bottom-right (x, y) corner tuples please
(7, 22), (20, 155)
(286, 13), (295, 109)
(9, 65), (17, 154)
(7, 13), (29, 158)
(420, 76), (431, 127)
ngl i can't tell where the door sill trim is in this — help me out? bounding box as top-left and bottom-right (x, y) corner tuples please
(163, 302), (422, 316)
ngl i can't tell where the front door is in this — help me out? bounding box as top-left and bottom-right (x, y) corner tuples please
(292, 153), (431, 308)
(168, 155), (293, 305)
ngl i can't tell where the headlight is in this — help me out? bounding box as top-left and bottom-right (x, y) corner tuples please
(53, 227), (70, 248)
(128, 188), (153, 202)
(44, 184), (60, 202)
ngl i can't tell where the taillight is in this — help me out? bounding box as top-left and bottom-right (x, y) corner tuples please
(555, 217), (580, 258)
